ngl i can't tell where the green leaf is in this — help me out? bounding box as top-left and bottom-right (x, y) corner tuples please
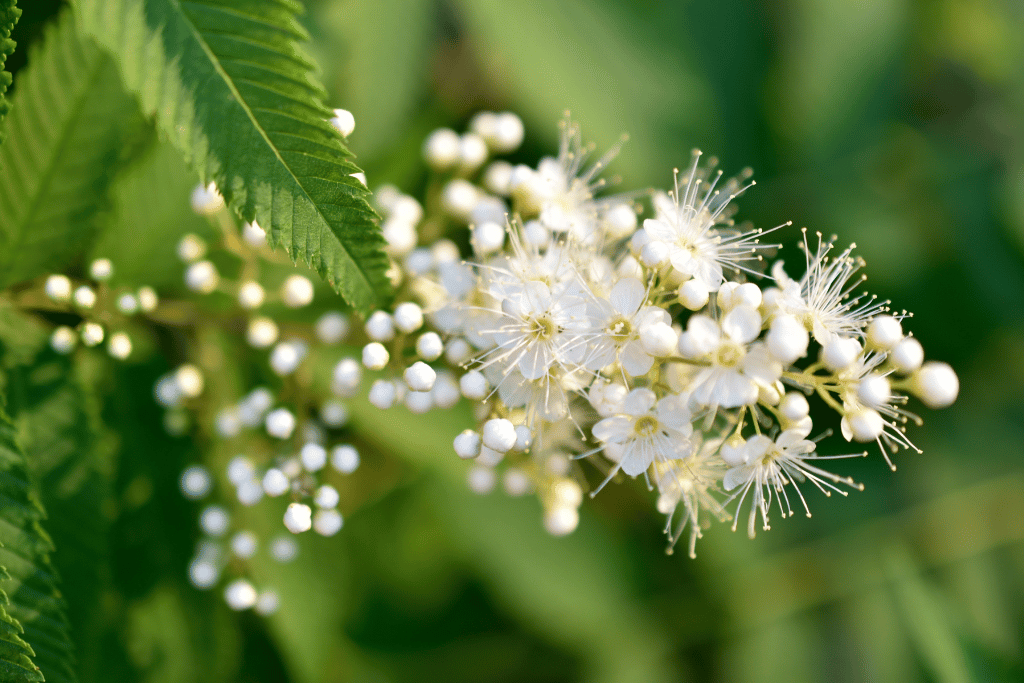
(0, 0), (20, 144)
(73, 0), (391, 313)
(0, 10), (148, 289)
(0, 402), (75, 683)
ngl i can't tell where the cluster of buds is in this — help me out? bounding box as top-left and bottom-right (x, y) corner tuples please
(42, 259), (157, 360)
(360, 115), (959, 556)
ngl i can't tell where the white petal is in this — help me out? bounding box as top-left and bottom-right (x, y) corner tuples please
(593, 416), (630, 443)
(643, 218), (675, 242)
(621, 445), (654, 477)
(723, 466), (752, 492)
(622, 388), (657, 416)
(621, 342), (655, 376)
(718, 371), (758, 408)
(722, 305), (762, 345)
(609, 277), (645, 315)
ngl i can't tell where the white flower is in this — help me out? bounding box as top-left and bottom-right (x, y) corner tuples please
(584, 276), (666, 376)
(723, 430), (863, 538)
(678, 306), (781, 409)
(591, 388), (693, 490)
(642, 153), (773, 291)
(769, 230), (889, 342)
(654, 436), (729, 558)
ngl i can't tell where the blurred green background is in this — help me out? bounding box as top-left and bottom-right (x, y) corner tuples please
(9, 0), (1024, 681)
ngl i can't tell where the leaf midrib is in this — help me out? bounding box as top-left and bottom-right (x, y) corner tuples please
(167, 0), (375, 296)
(0, 45), (105, 279)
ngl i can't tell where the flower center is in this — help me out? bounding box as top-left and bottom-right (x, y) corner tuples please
(530, 315), (557, 341)
(606, 316), (633, 342)
(633, 415), (659, 438)
(715, 342), (744, 367)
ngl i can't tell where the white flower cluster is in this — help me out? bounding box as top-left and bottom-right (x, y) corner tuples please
(362, 115), (959, 556)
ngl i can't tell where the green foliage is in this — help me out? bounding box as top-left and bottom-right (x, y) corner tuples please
(73, 0), (391, 313)
(0, 401), (74, 683)
(0, 10), (147, 289)
(0, 0), (20, 144)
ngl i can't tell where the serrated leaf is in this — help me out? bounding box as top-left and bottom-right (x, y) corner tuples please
(0, 0), (21, 145)
(0, 401), (74, 683)
(0, 10), (149, 289)
(73, 0), (391, 313)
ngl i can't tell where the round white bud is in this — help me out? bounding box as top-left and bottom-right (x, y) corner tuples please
(190, 182), (224, 215)
(553, 479), (583, 507)
(223, 579), (258, 610)
(50, 326), (77, 354)
(320, 400), (349, 427)
(423, 128), (461, 170)
(283, 503), (312, 534)
(138, 286), (159, 312)
(107, 332), (132, 360)
(453, 430), (482, 459)
(74, 286), (97, 309)
(733, 283), (763, 309)
(262, 468), (290, 496)
(316, 312), (349, 344)
(117, 293), (139, 315)
(484, 160), (514, 195)
(639, 321), (678, 357)
(482, 418), (517, 453)
(246, 317), (279, 349)
(604, 203), (638, 240)
(265, 408), (296, 439)
(80, 322), (105, 347)
(175, 364), (205, 398)
(364, 311), (395, 342)
(237, 281), (265, 309)
(268, 341), (301, 375)
(185, 260), (219, 293)
(543, 506), (579, 537)
(329, 108), (355, 137)
(444, 338), (472, 365)
(236, 480), (263, 507)
(678, 279), (710, 311)
(857, 374), (891, 409)
(821, 336), (862, 372)
(177, 234), (207, 262)
(415, 332), (443, 361)
(513, 425), (533, 452)
(720, 438), (748, 467)
(502, 468), (531, 496)
(779, 392), (810, 421)
(255, 591), (280, 616)
(523, 219), (551, 248)
(467, 466), (496, 494)
(332, 358), (362, 395)
(281, 275), (314, 308)
(847, 407), (884, 442)
(491, 112), (524, 153)
(432, 373), (460, 409)
(890, 337), (924, 374)
(640, 240), (670, 268)
(368, 379), (398, 410)
(404, 361), (436, 392)
(472, 221), (506, 255)
(766, 314), (809, 364)
(459, 133), (489, 171)
(189, 559), (219, 589)
(867, 315), (903, 350)
(300, 443), (328, 472)
(314, 485), (340, 509)
(404, 390), (432, 413)
(361, 342), (390, 370)
(89, 258), (113, 281)
(441, 179), (478, 220)
(393, 302), (424, 334)
(242, 221), (267, 247)
(226, 456), (255, 486)
(200, 505), (229, 536)
(313, 509), (343, 536)
(912, 362), (959, 409)
(180, 465), (212, 499)
(331, 444), (360, 473)
(270, 536), (298, 562)
(459, 370), (489, 400)
(230, 531), (258, 559)
(45, 275), (72, 302)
